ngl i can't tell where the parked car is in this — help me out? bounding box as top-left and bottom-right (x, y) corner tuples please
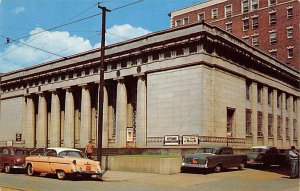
(0, 146), (29, 173)
(246, 146), (282, 167)
(181, 146), (247, 173)
(25, 148), (102, 180)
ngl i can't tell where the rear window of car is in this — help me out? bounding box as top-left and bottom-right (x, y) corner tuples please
(251, 148), (266, 153)
(195, 148), (217, 154)
(59, 151), (84, 158)
(12, 149), (29, 155)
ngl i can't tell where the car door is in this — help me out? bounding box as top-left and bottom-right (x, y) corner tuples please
(46, 150), (59, 173)
(1, 148), (10, 167)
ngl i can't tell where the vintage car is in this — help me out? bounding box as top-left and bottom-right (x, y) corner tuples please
(181, 146), (247, 173)
(0, 146), (29, 173)
(25, 148), (102, 180)
(246, 146), (281, 167)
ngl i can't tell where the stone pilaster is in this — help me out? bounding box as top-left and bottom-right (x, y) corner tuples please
(37, 93), (47, 148)
(297, 98), (300, 148)
(136, 76), (147, 147)
(281, 93), (286, 147)
(25, 96), (35, 148)
(262, 86), (268, 145)
(116, 79), (127, 148)
(21, 96), (27, 146)
(251, 82), (258, 145)
(288, 96), (294, 147)
(50, 91), (61, 147)
(102, 86), (109, 148)
(64, 88), (75, 148)
(80, 85), (92, 147)
(272, 90), (278, 146)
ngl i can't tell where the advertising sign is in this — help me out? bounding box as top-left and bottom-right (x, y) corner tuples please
(164, 135), (180, 145)
(182, 135), (199, 145)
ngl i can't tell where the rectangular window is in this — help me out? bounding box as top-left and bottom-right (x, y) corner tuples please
(243, 36), (249, 43)
(246, 109), (252, 135)
(246, 81), (251, 100)
(270, 31), (277, 44)
(269, 12), (276, 25)
(251, 0), (259, 10)
(257, 85), (262, 103)
(268, 114), (273, 137)
(243, 19), (249, 31)
(257, 112), (263, 136)
(175, 19), (181, 27)
(286, 118), (289, 140)
(226, 23), (232, 32)
(287, 47), (294, 59)
(225, 5), (232, 18)
(269, 50), (277, 58)
(227, 108), (235, 133)
(252, 17), (258, 29)
(242, 0), (249, 13)
(287, 28), (293, 39)
(269, 0), (276, 6)
(252, 35), (259, 46)
(198, 13), (205, 21)
(294, 119), (297, 139)
(287, 8), (293, 19)
(212, 8), (218, 19)
(183, 17), (189, 25)
(268, 89), (272, 105)
(277, 115), (281, 138)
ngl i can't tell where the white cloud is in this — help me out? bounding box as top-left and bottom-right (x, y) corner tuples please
(94, 24), (151, 48)
(12, 6), (25, 14)
(0, 28), (93, 73)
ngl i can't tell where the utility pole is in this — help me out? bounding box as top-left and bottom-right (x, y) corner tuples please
(97, 3), (110, 163)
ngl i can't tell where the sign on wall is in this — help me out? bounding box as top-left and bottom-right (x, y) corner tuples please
(182, 135), (199, 145)
(164, 135), (180, 145)
(16, 133), (22, 142)
(127, 127), (134, 142)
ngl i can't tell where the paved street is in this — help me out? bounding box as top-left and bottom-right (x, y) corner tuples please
(0, 167), (299, 191)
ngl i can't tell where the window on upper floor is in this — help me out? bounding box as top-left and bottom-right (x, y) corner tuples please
(293, 119), (297, 139)
(225, 5), (232, 18)
(242, 0), (249, 13)
(175, 19), (181, 27)
(246, 81), (251, 100)
(257, 111), (263, 136)
(287, 7), (293, 19)
(243, 19), (249, 31)
(269, 12), (276, 25)
(268, 114), (273, 137)
(252, 17), (258, 29)
(252, 35), (259, 46)
(269, 49), (277, 58)
(257, 85), (262, 103)
(287, 47), (294, 59)
(269, 0), (276, 6)
(251, 0), (259, 10)
(246, 109), (252, 136)
(198, 13), (205, 21)
(243, 36), (249, 43)
(183, 17), (189, 25)
(212, 8), (218, 19)
(287, 27), (293, 39)
(226, 23), (232, 32)
(269, 31), (277, 44)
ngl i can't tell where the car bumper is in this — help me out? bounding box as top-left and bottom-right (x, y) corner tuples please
(246, 161), (263, 165)
(12, 164), (27, 169)
(71, 169), (102, 177)
(181, 163), (208, 168)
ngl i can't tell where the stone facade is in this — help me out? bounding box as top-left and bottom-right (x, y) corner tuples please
(0, 22), (299, 150)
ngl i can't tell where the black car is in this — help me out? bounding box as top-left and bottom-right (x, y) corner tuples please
(246, 146), (281, 167)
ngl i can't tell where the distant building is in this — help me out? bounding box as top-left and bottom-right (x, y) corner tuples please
(0, 22), (299, 151)
(169, 0), (300, 71)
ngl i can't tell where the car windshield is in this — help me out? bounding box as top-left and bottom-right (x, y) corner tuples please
(59, 150), (85, 158)
(13, 149), (29, 155)
(195, 148), (217, 154)
(251, 148), (267, 153)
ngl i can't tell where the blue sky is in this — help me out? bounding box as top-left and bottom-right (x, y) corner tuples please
(0, 0), (204, 73)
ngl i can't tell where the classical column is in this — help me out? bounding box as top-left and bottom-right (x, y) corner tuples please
(50, 91), (61, 147)
(251, 82), (258, 145)
(102, 86), (109, 148)
(281, 93), (286, 147)
(64, 88), (75, 148)
(136, 76), (147, 147)
(21, 96), (27, 147)
(116, 79), (127, 148)
(25, 96), (35, 148)
(272, 90), (278, 146)
(288, 96), (294, 147)
(262, 86), (268, 145)
(36, 93), (47, 148)
(297, 98), (300, 148)
(80, 85), (92, 148)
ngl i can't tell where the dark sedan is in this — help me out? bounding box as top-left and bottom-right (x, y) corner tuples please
(246, 146), (281, 167)
(0, 146), (29, 173)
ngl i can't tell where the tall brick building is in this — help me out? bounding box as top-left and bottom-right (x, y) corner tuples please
(170, 0), (300, 71)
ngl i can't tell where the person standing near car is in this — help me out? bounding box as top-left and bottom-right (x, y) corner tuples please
(289, 146), (299, 179)
(85, 140), (94, 159)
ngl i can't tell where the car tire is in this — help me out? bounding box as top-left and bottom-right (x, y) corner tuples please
(27, 164), (35, 176)
(238, 162), (245, 170)
(95, 175), (103, 181)
(4, 165), (11, 174)
(57, 170), (66, 180)
(83, 174), (92, 180)
(180, 167), (187, 173)
(214, 164), (222, 173)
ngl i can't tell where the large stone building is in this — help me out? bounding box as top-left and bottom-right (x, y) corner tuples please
(170, 0), (300, 71)
(0, 22), (299, 151)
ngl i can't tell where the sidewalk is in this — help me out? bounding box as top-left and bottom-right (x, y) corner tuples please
(102, 170), (161, 182)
